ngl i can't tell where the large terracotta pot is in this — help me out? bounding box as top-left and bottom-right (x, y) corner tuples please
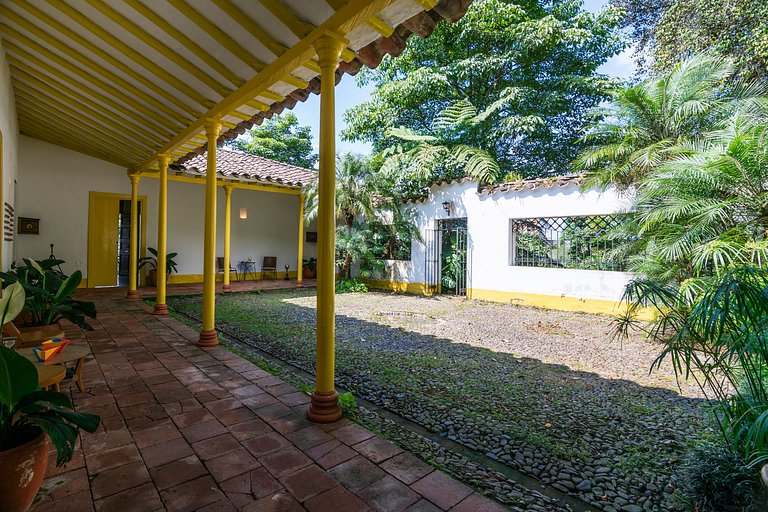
(302, 268), (317, 279)
(147, 270), (171, 287)
(0, 432), (49, 512)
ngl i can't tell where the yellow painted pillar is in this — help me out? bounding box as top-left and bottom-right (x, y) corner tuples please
(222, 185), (233, 292)
(307, 33), (347, 423)
(198, 119), (221, 347)
(153, 154), (170, 314)
(297, 194), (305, 288)
(126, 173), (141, 299)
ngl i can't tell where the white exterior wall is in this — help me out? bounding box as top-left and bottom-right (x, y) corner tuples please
(16, 135), (314, 282)
(376, 180), (635, 302)
(0, 43), (19, 270)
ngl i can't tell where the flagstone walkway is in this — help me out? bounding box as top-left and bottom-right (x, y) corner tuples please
(30, 294), (506, 512)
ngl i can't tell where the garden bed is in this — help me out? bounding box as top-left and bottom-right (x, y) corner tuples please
(168, 290), (710, 512)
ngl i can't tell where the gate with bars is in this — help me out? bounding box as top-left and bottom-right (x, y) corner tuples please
(424, 218), (467, 296)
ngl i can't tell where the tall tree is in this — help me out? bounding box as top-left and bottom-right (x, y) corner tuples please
(228, 113), (317, 169)
(614, 0), (768, 81)
(343, 0), (625, 179)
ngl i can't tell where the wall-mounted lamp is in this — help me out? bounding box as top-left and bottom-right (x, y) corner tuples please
(239, 207), (248, 219)
(442, 201), (453, 216)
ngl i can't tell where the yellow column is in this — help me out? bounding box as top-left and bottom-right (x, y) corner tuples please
(198, 119), (221, 347)
(222, 185), (233, 292)
(307, 33), (347, 423)
(153, 154), (170, 314)
(297, 194), (305, 288)
(126, 173), (141, 299)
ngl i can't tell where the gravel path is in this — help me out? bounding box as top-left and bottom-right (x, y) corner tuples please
(169, 290), (711, 512)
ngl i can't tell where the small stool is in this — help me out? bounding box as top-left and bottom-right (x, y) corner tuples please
(37, 365), (66, 391)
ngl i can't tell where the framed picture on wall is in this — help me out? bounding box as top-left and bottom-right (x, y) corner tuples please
(305, 231), (317, 243)
(18, 217), (39, 235)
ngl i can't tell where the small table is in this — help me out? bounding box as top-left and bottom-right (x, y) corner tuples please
(37, 365), (66, 391)
(239, 261), (257, 281)
(18, 345), (92, 393)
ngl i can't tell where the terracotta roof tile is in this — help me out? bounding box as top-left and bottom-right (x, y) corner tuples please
(404, 175), (585, 203)
(175, 148), (316, 188)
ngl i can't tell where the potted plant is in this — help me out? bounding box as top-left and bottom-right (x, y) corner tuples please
(302, 258), (317, 279)
(0, 282), (100, 512)
(138, 248), (179, 287)
(0, 259), (96, 331)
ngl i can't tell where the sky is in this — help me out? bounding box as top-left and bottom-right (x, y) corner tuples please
(286, 0), (636, 156)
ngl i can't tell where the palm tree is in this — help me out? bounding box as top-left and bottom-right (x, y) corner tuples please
(575, 54), (766, 190)
(383, 88), (542, 187)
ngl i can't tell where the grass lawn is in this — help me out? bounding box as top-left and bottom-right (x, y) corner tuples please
(168, 289), (711, 512)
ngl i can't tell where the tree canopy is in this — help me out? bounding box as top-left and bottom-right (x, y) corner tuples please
(342, 0), (625, 180)
(614, 0), (768, 81)
(228, 113), (317, 169)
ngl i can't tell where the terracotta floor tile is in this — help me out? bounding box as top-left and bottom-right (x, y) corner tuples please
(217, 406), (256, 426)
(316, 444), (358, 470)
(353, 437), (403, 464)
(328, 456), (386, 493)
(205, 447), (261, 482)
(279, 391), (312, 407)
(193, 433), (242, 461)
(403, 500), (442, 512)
(181, 419), (228, 443)
(279, 465), (338, 502)
(229, 417), (273, 441)
(148, 455), (208, 490)
(410, 472), (472, 511)
(140, 436), (194, 468)
(86, 443), (142, 474)
(358, 475), (419, 512)
(303, 485), (370, 512)
(196, 498), (238, 512)
(286, 426), (334, 450)
(90, 461), (151, 499)
(133, 420), (182, 449)
(250, 467), (285, 498)
(379, 453), (434, 485)
(259, 447), (313, 478)
(160, 475), (225, 512)
(32, 490), (94, 512)
(305, 439), (342, 460)
(94, 483), (163, 512)
(449, 494), (508, 512)
(243, 431), (292, 457)
(173, 407), (215, 428)
(331, 424), (374, 446)
(241, 490), (305, 512)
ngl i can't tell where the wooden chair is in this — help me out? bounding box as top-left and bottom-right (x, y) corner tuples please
(216, 256), (239, 282)
(3, 322), (65, 349)
(261, 256), (277, 280)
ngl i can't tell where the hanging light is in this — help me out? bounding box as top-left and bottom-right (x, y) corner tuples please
(239, 207), (248, 219)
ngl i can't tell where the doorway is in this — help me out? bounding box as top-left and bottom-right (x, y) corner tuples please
(88, 192), (146, 288)
(425, 218), (468, 296)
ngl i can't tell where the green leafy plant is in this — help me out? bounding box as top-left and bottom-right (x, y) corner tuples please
(0, 259), (96, 330)
(302, 258), (317, 271)
(137, 247), (179, 274)
(335, 278), (368, 294)
(0, 345), (100, 465)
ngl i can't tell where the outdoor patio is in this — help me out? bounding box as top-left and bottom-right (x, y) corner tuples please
(30, 291), (504, 512)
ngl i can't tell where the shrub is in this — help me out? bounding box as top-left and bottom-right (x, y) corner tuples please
(336, 278), (368, 293)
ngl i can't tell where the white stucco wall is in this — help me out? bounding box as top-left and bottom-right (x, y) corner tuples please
(0, 43), (19, 270)
(375, 180), (636, 302)
(16, 135), (314, 283)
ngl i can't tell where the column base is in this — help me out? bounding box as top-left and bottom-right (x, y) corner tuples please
(197, 329), (219, 347)
(306, 390), (342, 423)
(296, 280), (304, 288)
(126, 289), (140, 299)
(222, 284), (232, 292)
(152, 303), (168, 315)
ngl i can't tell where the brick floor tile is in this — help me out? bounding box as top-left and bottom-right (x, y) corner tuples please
(305, 439), (341, 460)
(38, 468), (89, 502)
(241, 393), (279, 409)
(205, 397), (242, 414)
(205, 447), (260, 482)
(149, 455), (208, 490)
(133, 420), (182, 449)
(173, 407), (215, 428)
(410, 472), (472, 511)
(86, 443), (142, 474)
(161, 475), (225, 512)
(116, 391), (155, 407)
(229, 417), (273, 441)
(141, 436), (194, 468)
(32, 490), (94, 512)
(449, 494), (508, 512)
(286, 426), (334, 450)
(230, 384), (265, 399)
(193, 433), (242, 461)
(379, 453), (434, 485)
(303, 485), (370, 512)
(328, 456), (386, 492)
(255, 402), (295, 421)
(250, 467), (285, 498)
(353, 437), (403, 464)
(316, 418), (352, 433)
(90, 461), (151, 499)
(280, 465), (338, 502)
(403, 500), (442, 512)
(226, 491), (254, 508)
(243, 431), (292, 457)
(259, 447), (313, 478)
(316, 444), (358, 470)
(267, 413), (313, 435)
(197, 498), (238, 512)
(331, 424), (374, 446)
(81, 428), (133, 454)
(181, 419), (228, 443)
(358, 475), (419, 512)
(242, 490), (305, 512)
(94, 483), (163, 512)
(279, 391), (312, 407)
(217, 406), (256, 426)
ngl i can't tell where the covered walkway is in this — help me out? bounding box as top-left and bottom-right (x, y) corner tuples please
(31, 292), (504, 512)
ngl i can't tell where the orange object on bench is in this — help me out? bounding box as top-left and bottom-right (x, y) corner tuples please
(31, 339), (69, 362)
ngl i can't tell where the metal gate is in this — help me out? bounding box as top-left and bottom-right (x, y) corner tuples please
(425, 218), (467, 296)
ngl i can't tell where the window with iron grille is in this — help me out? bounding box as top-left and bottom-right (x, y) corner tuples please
(509, 214), (632, 271)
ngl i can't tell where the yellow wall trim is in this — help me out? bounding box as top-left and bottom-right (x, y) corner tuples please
(166, 271), (300, 285)
(361, 278), (433, 296)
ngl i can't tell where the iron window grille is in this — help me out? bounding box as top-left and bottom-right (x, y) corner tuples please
(509, 214), (632, 271)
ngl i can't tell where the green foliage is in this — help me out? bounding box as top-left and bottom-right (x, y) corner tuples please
(615, 0), (768, 81)
(137, 247), (179, 274)
(343, 0), (625, 181)
(0, 259), (96, 330)
(0, 282), (26, 327)
(335, 278), (368, 294)
(0, 345), (100, 465)
(227, 113), (317, 169)
(302, 258), (317, 271)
